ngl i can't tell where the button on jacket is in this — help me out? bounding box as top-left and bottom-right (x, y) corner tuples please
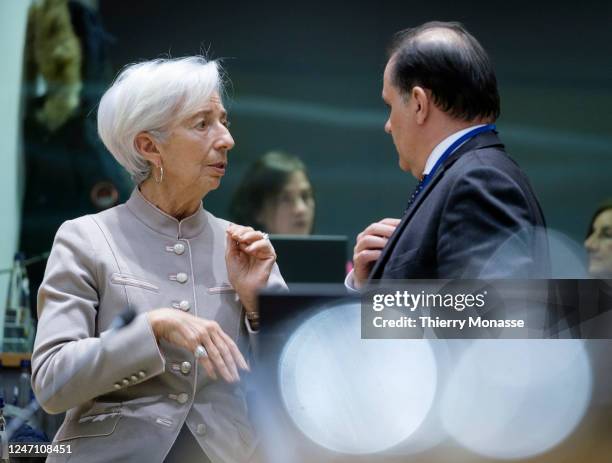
(32, 188), (285, 463)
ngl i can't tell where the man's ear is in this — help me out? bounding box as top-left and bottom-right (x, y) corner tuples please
(411, 86), (429, 125)
(134, 131), (162, 167)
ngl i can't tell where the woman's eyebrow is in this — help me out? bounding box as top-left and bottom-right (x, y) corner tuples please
(190, 108), (228, 120)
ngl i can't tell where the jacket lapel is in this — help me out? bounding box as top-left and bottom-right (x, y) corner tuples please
(368, 166), (445, 279)
(368, 131), (504, 281)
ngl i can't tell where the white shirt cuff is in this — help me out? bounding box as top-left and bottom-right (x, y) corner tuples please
(344, 269), (360, 293)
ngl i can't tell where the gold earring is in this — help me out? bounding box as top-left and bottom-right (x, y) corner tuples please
(153, 164), (164, 184)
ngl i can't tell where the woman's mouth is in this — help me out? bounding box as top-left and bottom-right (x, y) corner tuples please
(208, 162), (227, 175)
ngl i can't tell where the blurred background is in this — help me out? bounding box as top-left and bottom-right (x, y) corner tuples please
(97, 0), (612, 241)
(0, 0), (610, 459)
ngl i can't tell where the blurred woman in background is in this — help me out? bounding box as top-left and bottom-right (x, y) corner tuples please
(585, 200), (612, 278)
(230, 151), (315, 235)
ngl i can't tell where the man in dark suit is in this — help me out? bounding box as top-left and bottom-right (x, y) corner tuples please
(350, 21), (549, 289)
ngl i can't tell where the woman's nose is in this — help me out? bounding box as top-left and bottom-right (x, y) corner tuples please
(293, 197), (308, 214)
(585, 233), (598, 252)
(215, 125), (235, 151)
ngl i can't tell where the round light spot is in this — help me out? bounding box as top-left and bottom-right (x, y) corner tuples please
(279, 302), (437, 455)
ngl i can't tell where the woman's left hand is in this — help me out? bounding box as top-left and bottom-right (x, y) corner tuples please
(225, 224), (276, 313)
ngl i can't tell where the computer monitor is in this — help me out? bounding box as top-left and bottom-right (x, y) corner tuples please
(270, 234), (348, 284)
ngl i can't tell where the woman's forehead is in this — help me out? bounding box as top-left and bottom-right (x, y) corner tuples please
(209, 92), (222, 105)
(184, 94), (227, 120)
(283, 171), (312, 190)
(199, 93), (225, 112)
(595, 209), (612, 227)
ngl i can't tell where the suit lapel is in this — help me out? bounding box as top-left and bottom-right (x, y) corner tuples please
(368, 166), (445, 279)
(368, 131), (505, 281)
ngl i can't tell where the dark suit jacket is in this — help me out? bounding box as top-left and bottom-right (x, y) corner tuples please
(369, 131), (549, 280)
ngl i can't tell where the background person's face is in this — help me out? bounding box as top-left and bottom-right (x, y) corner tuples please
(585, 209), (612, 277)
(258, 170), (315, 235)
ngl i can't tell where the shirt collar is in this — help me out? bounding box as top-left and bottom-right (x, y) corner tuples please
(126, 188), (208, 239)
(422, 124), (486, 177)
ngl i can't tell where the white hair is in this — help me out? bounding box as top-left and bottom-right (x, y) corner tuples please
(97, 56), (223, 184)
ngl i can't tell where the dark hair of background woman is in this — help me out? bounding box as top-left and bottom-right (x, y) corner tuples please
(229, 151), (314, 232)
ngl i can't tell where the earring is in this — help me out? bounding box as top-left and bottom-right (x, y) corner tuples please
(153, 164), (164, 184)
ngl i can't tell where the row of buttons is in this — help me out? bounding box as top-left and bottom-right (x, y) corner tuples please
(167, 243), (191, 315)
(113, 370), (146, 389)
(167, 242), (194, 413)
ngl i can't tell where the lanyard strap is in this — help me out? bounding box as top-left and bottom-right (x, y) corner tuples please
(421, 124), (496, 189)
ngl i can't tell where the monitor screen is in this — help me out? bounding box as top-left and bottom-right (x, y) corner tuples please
(270, 234), (348, 284)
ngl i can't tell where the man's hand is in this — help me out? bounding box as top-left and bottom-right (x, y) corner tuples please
(353, 218), (400, 288)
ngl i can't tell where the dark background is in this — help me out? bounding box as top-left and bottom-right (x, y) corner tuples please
(97, 0), (612, 247)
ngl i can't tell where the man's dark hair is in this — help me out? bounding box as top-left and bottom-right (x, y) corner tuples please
(388, 21), (500, 121)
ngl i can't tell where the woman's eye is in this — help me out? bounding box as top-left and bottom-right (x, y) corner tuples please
(195, 119), (208, 129)
(279, 194), (293, 204)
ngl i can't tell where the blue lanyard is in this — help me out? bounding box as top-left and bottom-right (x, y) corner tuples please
(421, 124), (496, 189)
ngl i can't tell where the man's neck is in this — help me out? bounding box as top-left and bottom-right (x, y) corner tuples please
(414, 116), (492, 178)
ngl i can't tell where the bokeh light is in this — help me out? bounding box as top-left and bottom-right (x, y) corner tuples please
(441, 339), (592, 460)
(279, 301), (438, 454)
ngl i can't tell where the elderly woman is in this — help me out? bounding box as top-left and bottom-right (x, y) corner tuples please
(229, 151), (315, 235)
(31, 56), (284, 463)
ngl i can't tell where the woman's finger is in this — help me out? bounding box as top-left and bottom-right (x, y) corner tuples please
(211, 330), (240, 381)
(199, 330), (236, 383)
(229, 225), (254, 241)
(244, 239), (275, 257)
(218, 329), (249, 371)
(225, 230), (243, 257)
(198, 355), (218, 380)
(235, 230), (266, 245)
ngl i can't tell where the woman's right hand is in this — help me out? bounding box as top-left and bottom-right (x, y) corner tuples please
(147, 308), (248, 383)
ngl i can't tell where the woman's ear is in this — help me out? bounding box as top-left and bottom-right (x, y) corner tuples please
(411, 86), (429, 125)
(135, 131), (162, 166)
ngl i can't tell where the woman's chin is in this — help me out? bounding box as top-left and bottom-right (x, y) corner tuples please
(199, 177), (222, 195)
(589, 263), (612, 278)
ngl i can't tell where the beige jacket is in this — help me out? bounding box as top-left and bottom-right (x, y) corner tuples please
(32, 188), (284, 463)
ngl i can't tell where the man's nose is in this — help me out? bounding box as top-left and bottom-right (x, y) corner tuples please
(384, 119), (392, 134)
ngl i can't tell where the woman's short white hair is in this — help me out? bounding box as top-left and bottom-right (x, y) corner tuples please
(97, 56), (223, 184)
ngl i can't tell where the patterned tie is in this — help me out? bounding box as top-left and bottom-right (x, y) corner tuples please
(404, 174), (429, 213)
